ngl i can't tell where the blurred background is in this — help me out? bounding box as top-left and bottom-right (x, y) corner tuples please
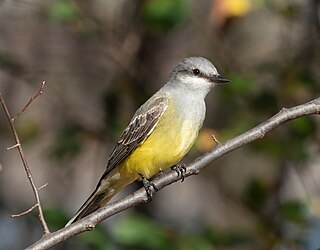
(0, 0), (319, 249)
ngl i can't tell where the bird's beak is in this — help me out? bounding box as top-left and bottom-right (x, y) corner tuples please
(209, 74), (230, 84)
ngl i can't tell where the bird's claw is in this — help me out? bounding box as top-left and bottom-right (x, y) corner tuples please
(139, 174), (158, 202)
(172, 164), (187, 182)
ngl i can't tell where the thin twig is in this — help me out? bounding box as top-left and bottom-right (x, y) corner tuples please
(0, 85), (49, 234)
(11, 204), (38, 218)
(11, 81), (46, 122)
(38, 183), (48, 191)
(6, 143), (20, 151)
(211, 134), (220, 144)
(27, 97), (320, 250)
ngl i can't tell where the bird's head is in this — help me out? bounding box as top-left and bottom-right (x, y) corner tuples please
(169, 57), (230, 94)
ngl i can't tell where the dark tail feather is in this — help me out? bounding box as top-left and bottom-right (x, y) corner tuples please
(65, 188), (113, 227)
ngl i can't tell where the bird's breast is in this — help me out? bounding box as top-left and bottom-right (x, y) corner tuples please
(121, 95), (206, 179)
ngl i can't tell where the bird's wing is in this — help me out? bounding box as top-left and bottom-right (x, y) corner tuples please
(101, 96), (168, 178)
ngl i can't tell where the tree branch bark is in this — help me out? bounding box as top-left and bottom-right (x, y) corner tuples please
(27, 97), (320, 250)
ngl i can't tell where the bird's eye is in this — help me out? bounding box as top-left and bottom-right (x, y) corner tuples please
(192, 69), (200, 76)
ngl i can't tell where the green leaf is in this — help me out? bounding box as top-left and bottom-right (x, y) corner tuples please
(48, 0), (78, 23)
(140, 0), (188, 31)
(243, 179), (268, 210)
(112, 214), (173, 249)
(180, 235), (213, 250)
(49, 123), (84, 161)
(78, 226), (110, 250)
(15, 118), (40, 143)
(280, 200), (307, 224)
(251, 90), (278, 114)
(0, 51), (23, 73)
(205, 228), (252, 246)
(225, 73), (256, 95)
(43, 206), (68, 230)
(251, 137), (286, 158)
(288, 117), (317, 139)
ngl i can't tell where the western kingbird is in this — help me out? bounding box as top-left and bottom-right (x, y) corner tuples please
(66, 57), (229, 226)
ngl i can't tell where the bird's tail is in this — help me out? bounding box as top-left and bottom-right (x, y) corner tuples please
(65, 187), (112, 227)
(65, 168), (135, 227)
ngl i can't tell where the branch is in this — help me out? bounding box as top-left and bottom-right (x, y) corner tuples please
(27, 97), (320, 250)
(0, 82), (49, 234)
(12, 81), (46, 122)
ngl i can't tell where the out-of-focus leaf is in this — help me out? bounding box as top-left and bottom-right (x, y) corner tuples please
(251, 90), (278, 114)
(102, 88), (122, 134)
(221, 73), (256, 96)
(112, 214), (173, 249)
(78, 226), (110, 250)
(243, 178), (268, 210)
(179, 234), (212, 250)
(48, 0), (78, 23)
(49, 123), (83, 161)
(280, 200), (307, 224)
(43, 206), (68, 230)
(219, 0), (252, 17)
(210, 0), (252, 25)
(205, 228), (252, 246)
(0, 51), (23, 74)
(279, 3), (299, 20)
(221, 119), (257, 140)
(16, 118), (40, 143)
(288, 117), (316, 140)
(251, 137), (286, 158)
(140, 0), (188, 31)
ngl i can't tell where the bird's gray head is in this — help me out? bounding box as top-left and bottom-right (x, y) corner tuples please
(167, 57), (229, 95)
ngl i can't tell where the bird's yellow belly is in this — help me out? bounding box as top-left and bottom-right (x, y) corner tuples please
(120, 110), (200, 179)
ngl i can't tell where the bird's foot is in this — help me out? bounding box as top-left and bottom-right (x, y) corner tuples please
(139, 174), (158, 202)
(171, 164), (187, 182)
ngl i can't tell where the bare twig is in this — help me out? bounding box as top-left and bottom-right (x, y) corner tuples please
(38, 183), (48, 191)
(11, 204), (38, 218)
(211, 134), (220, 144)
(27, 97), (320, 250)
(6, 143), (20, 151)
(11, 81), (46, 122)
(0, 83), (49, 234)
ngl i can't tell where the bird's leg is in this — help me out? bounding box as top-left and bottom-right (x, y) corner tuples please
(171, 164), (187, 182)
(138, 173), (158, 202)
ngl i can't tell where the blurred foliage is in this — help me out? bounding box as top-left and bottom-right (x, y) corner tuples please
(140, 0), (188, 31)
(243, 178), (268, 211)
(78, 227), (110, 250)
(48, 0), (79, 23)
(101, 88), (123, 135)
(43, 206), (69, 231)
(15, 118), (40, 144)
(112, 214), (174, 249)
(0, 51), (23, 74)
(280, 200), (308, 224)
(49, 123), (84, 161)
(204, 228), (252, 247)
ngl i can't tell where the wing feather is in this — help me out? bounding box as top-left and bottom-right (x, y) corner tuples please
(100, 96), (168, 179)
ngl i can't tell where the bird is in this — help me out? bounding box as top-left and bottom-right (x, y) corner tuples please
(66, 57), (230, 226)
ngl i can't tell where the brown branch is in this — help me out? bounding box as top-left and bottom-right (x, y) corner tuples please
(0, 82), (49, 234)
(11, 204), (38, 218)
(6, 143), (21, 151)
(12, 81), (46, 122)
(27, 97), (320, 250)
(38, 183), (48, 191)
